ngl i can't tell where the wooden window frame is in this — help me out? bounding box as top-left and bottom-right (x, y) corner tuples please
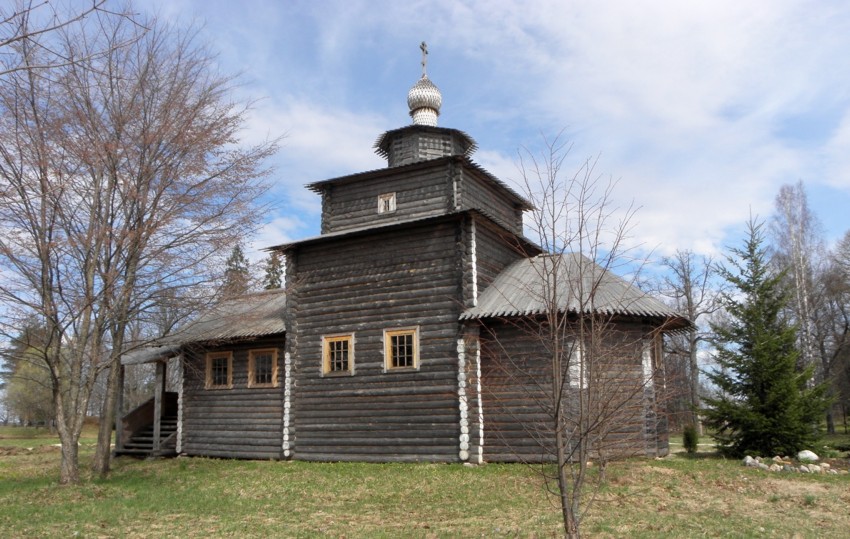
(377, 192), (397, 214)
(322, 334), (354, 376)
(248, 348), (279, 388)
(383, 327), (419, 372)
(205, 351), (233, 389)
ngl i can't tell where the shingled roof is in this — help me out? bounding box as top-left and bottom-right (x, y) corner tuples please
(461, 253), (689, 330)
(122, 289), (286, 365)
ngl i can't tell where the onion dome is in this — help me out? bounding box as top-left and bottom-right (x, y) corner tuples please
(407, 75), (442, 126)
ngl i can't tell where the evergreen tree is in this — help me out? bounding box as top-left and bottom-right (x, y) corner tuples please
(703, 220), (829, 457)
(221, 244), (251, 298)
(263, 251), (283, 289)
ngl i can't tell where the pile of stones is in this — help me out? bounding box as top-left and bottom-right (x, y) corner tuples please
(741, 450), (845, 474)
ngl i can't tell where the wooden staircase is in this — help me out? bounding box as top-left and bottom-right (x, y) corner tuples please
(115, 391), (179, 458)
(118, 414), (178, 457)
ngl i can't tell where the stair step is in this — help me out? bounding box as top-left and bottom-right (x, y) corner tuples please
(119, 416), (179, 457)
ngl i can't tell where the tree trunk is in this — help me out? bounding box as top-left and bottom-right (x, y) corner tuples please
(54, 397), (83, 485)
(92, 362), (122, 476)
(689, 329), (701, 431)
(59, 433), (80, 485)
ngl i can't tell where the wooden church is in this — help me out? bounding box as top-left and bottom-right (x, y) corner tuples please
(119, 51), (689, 463)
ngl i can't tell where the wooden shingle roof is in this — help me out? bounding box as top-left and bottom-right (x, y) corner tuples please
(122, 289), (286, 365)
(461, 253), (690, 330)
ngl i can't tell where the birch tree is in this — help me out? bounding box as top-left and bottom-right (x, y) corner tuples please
(771, 181), (822, 371)
(0, 9), (278, 483)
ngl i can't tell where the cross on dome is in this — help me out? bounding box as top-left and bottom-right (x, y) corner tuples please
(408, 41), (442, 126)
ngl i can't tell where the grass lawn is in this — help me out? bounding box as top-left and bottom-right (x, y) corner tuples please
(1, 426), (849, 538)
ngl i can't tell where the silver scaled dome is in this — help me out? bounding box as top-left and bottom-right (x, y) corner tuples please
(407, 76), (442, 126)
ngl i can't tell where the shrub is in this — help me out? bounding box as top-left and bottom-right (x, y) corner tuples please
(683, 425), (699, 455)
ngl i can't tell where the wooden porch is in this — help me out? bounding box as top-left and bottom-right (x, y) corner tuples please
(115, 358), (179, 458)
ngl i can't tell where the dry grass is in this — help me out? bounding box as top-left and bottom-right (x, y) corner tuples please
(1, 426), (849, 538)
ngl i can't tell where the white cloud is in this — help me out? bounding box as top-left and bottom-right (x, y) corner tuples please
(144, 0), (850, 257)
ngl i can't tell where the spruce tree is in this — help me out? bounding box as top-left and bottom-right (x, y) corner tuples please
(221, 244), (251, 298)
(263, 251), (283, 289)
(703, 220), (828, 457)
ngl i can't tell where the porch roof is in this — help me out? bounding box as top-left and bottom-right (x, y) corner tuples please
(121, 289), (287, 365)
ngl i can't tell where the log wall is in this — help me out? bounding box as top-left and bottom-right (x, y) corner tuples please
(181, 335), (285, 459)
(472, 217), (528, 294)
(320, 163), (453, 234)
(478, 319), (668, 463)
(458, 168), (524, 235)
(288, 220), (466, 462)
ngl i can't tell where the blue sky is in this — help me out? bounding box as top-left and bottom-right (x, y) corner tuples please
(145, 0), (850, 262)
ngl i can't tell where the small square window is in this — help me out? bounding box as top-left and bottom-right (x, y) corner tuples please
(249, 349), (278, 388)
(323, 334), (354, 375)
(377, 192), (396, 214)
(205, 351), (233, 389)
(384, 328), (419, 370)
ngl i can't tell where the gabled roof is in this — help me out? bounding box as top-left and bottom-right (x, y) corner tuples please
(461, 253), (690, 330)
(121, 289), (286, 365)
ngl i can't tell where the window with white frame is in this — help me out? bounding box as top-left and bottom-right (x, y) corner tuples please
(641, 339), (654, 389)
(568, 340), (586, 389)
(377, 192), (396, 214)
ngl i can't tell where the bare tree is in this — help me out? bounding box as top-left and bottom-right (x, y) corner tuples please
(0, 0), (141, 76)
(657, 250), (722, 430)
(819, 230), (850, 432)
(0, 9), (279, 483)
(478, 135), (680, 537)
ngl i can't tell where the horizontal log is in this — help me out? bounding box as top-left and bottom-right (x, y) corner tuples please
(183, 418), (283, 427)
(295, 453), (457, 464)
(294, 396), (458, 409)
(292, 384), (456, 399)
(294, 306), (459, 329)
(294, 444), (457, 456)
(183, 448), (282, 459)
(295, 434), (458, 446)
(297, 428), (459, 439)
(293, 410), (457, 422)
(295, 416), (456, 427)
(182, 404), (283, 414)
(296, 370), (458, 387)
(184, 430), (281, 440)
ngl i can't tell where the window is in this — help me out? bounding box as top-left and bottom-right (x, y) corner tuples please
(384, 328), (419, 370)
(248, 349), (278, 388)
(642, 339), (654, 389)
(323, 334), (354, 375)
(568, 341), (585, 389)
(205, 351), (233, 389)
(377, 192), (396, 214)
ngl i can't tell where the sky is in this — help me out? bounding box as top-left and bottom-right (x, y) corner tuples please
(143, 0), (850, 264)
